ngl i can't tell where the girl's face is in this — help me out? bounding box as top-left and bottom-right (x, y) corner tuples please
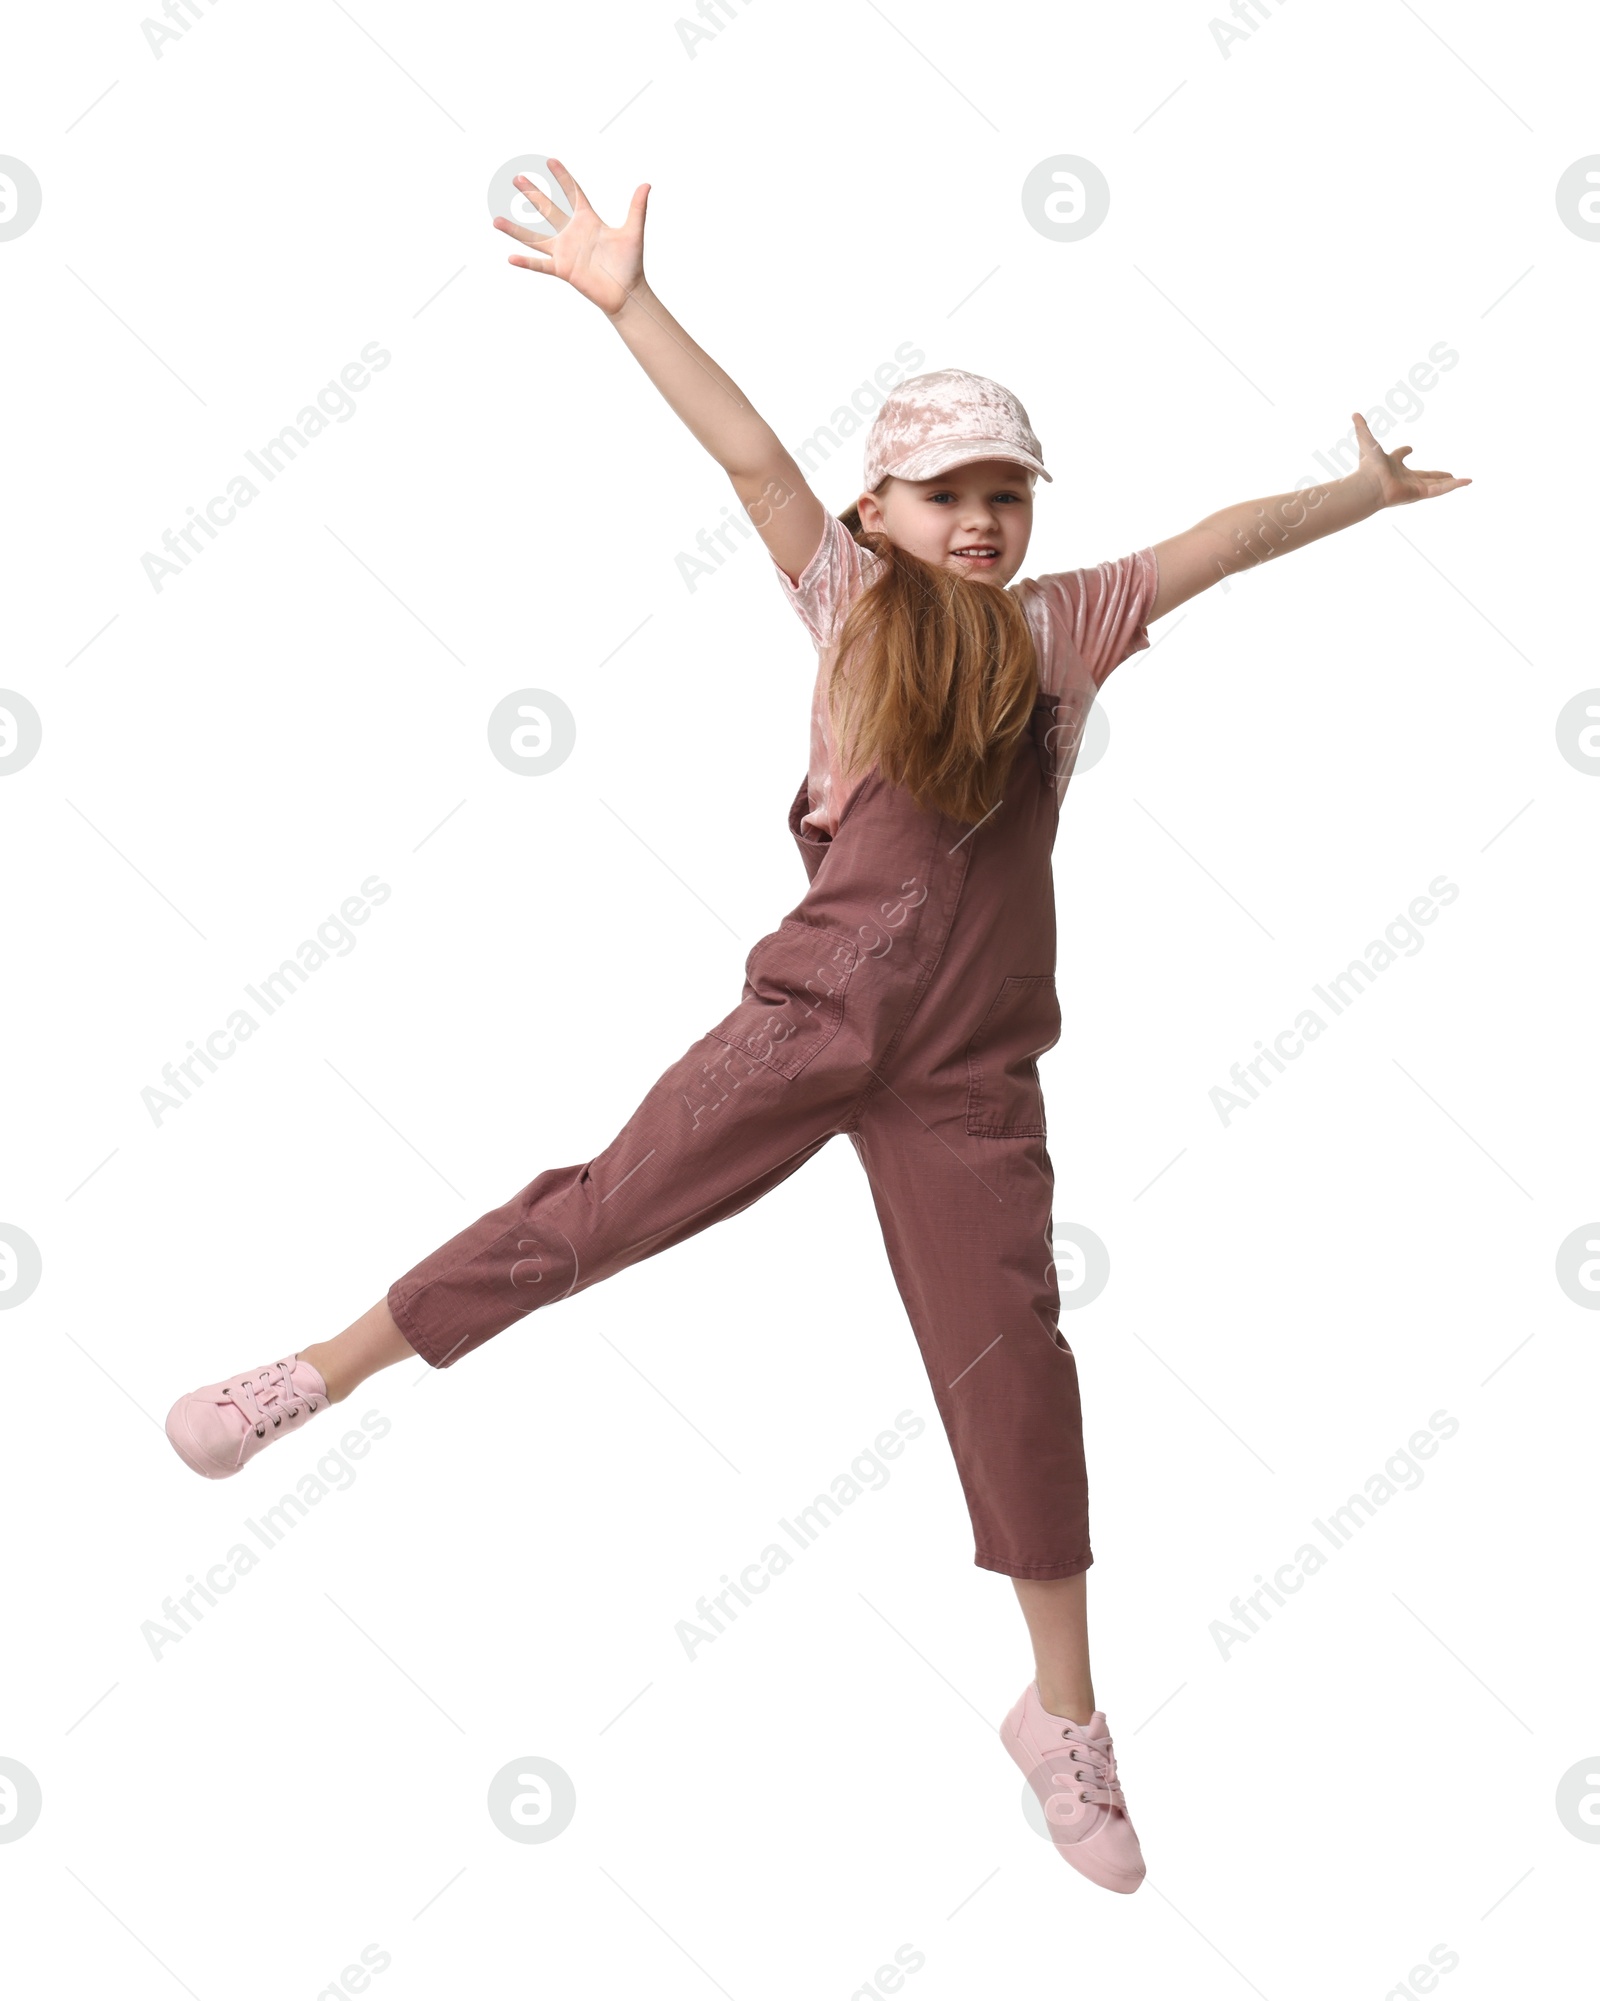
(857, 459), (1035, 584)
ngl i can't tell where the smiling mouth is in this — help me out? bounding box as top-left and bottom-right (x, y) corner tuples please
(952, 546), (999, 562)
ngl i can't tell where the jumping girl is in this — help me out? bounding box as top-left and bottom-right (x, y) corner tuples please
(164, 160), (1469, 1894)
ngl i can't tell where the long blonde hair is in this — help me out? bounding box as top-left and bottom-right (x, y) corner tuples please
(829, 501), (1040, 826)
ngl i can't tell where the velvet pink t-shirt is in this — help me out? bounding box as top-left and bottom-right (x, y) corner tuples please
(774, 514), (1161, 837)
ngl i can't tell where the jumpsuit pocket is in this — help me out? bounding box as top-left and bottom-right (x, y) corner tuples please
(964, 974), (1061, 1137)
(708, 919), (860, 1081)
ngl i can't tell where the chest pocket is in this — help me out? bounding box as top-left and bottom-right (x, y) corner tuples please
(965, 974), (1061, 1137)
(709, 919), (860, 1081)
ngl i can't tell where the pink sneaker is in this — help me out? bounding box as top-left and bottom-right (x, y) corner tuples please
(165, 1355), (329, 1479)
(1001, 1681), (1147, 1893)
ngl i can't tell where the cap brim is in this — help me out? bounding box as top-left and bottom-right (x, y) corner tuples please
(886, 439), (1052, 484)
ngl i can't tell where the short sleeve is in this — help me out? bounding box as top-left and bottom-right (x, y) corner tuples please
(772, 513), (881, 652)
(1017, 546), (1161, 698)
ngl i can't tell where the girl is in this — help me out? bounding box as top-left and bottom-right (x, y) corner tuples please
(164, 160), (1469, 1895)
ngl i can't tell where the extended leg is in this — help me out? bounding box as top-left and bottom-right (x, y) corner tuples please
(300, 1296), (416, 1403)
(167, 1005), (864, 1480)
(387, 1026), (862, 1372)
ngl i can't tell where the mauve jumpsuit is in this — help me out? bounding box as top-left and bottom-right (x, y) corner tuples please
(387, 692), (1089, 1580)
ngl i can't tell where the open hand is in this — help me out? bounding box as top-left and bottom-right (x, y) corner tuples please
(492, 158), (649, 317)
(1352, 409), (1471, 508)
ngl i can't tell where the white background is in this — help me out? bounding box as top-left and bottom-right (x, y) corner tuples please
(2, 0), (1595, 1994)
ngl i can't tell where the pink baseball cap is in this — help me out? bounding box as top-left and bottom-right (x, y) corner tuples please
(860, 368), (1052, 495)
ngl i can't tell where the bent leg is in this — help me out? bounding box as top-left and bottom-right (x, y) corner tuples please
(388, 1029), (860, 1372)
(850, 1091), (1090, 1580)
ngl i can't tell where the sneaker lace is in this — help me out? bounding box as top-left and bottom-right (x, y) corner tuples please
(224, 1360), (319, 1439)
(1045, 1729), (1127, 1820)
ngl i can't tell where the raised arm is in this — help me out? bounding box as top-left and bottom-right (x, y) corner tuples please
(494, 159), (828, 584)
(1147, 412), (1471, 621)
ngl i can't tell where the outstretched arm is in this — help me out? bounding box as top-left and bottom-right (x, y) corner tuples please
(494, 160), (828, 583)
(1147, 412), (1471, 621)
